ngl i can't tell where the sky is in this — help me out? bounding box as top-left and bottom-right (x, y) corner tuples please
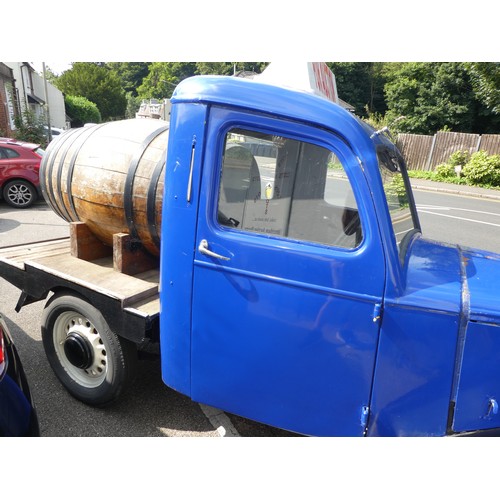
(31, 62), (73, 76)
(8, 0), (497, 67)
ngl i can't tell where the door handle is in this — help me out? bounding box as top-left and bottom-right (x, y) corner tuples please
(198, 239), (230, 261)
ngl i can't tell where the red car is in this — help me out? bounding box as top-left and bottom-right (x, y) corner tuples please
(0, 138), (44, 208)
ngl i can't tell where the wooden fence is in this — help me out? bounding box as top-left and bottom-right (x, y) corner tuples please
(396, 131), (500, 171)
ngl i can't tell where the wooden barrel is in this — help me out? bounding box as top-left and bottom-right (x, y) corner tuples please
(40, 119), (169, 257)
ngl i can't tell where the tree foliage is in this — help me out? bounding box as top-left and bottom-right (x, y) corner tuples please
(326, 62), (500, 134)
(327, 62), (387, 117)
(137, 62), (198, 99)
(41, 65), (60, 85)
(51, 61), (500, 136)
(65, 95), (102, 127)
(432, 149), (500, 187)
(196, 62), (267, 75)
(55, 62), (127, 121)
(383, 62), (500, 135)
(105, 62), (150, 96)
(467, 62), (500, 114)
(136, 62), (268, 99)
(13, 108), (47, 147)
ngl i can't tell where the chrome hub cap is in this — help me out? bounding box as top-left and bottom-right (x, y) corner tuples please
(54, 311), (109, 388)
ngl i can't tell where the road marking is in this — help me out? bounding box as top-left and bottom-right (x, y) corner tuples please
(418, 209), (500, 228)
(417, 205), (500, 218)
(199, 404), (241, 437)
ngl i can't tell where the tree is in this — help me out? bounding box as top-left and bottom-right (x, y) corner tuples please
(137, 62), (197, 99)
(467, 63), (500, 115)
(13, 108), (47, 147)
(137, 62), (268, 99)
(65, 95), (101, 127)
(40, 65), (60, 85)
(55, 63), (127, 121)
(105, 62), (150, 96)
(383, 62), (481, 134)
(196, 62), (235, 76)
(327, 62), (387, 117)
(196, 62), (267, 75)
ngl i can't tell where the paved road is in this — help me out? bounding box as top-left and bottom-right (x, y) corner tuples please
(412, 179), (500, 254)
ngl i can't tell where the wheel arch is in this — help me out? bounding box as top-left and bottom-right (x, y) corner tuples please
(14, 277), (153, 345)
(40, 285), (151, 345)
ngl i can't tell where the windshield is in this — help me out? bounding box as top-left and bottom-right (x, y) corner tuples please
(377, 147), (418, 250)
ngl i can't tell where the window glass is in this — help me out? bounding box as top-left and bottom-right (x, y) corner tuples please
(377, 148), (416, 248)
(218, 129), (362, 249)
(0, 147), (20, 159)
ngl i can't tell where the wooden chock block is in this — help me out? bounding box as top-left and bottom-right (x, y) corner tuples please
(113, 233), (159, 275)
(70, 222), (112, 261)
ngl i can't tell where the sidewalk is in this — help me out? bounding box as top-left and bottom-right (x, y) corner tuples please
(410, 178), (500, 201)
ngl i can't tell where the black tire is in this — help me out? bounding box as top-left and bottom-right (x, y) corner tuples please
(3, 179), (37, 208)
(41, 292), (137, 406)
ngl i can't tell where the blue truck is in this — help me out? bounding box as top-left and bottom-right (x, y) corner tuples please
(0, 69), (499, 437)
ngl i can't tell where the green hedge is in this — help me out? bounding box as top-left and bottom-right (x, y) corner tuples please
(462, 151), (500, 186)
(65, 95), (101, 127)
(429, 150), (500, 188)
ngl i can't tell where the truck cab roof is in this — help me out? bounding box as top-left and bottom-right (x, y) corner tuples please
(172, 75), (380, 159)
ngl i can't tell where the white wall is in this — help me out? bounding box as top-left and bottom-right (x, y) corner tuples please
(5, 62), (67, 129)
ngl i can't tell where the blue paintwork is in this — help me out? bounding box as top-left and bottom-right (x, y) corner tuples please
(451, 247), (500, 432)
(453, 321), (500, 431)
(368, 236), (462, 436)
(159, 75), (500, 436)
(0, 318), (39, 437)
(159, 102), (208, 396)
(189, 105), (387, 436)
(0, 375), (33, 436)
(462, 248), (500, 324)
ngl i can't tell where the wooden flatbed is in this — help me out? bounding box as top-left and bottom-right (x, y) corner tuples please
(0, 235), (161, 344)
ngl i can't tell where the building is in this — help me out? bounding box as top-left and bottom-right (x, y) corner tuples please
(0, 63), (18, 136)
(136, 98), (171, 121)
(3, 62), (67, 134)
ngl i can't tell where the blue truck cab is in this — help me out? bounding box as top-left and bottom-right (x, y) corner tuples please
(160, 74), (500, 436)
(1, 65), (500, 437)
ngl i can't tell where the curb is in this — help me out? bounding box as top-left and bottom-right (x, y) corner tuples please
(410, 182), (500, 202)
(199, 404), (241, 437)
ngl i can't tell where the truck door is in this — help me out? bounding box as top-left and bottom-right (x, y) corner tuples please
(191, 108), (386, 436)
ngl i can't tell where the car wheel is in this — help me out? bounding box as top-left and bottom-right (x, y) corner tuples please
(41, 292), (137, 406)
(3, 179), (37, 208)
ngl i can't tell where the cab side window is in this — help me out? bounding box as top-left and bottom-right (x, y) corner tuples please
(218, 129), (362, 249)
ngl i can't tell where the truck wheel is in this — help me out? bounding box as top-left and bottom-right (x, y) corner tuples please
(41, 293), (137, 406)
